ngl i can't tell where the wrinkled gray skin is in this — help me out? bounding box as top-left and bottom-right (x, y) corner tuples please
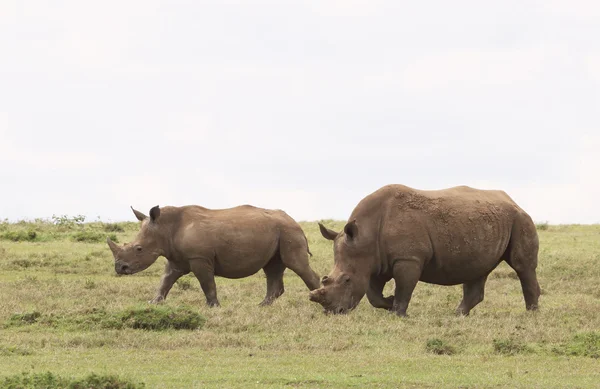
(309, 185), (541, 316)
(107, 205), (320, 307)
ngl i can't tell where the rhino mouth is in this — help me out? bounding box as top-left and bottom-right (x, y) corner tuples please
(115, 263), (138, 275)
(309, 287), (356, 314)
(313, 298), (352, 315)
(324, 306), (349, 315)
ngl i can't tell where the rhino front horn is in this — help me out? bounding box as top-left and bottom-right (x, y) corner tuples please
(309, 289), (325, 303)
(106, 237), (120, 255)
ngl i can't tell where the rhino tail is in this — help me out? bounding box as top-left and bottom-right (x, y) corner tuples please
(303, 232), (313, 257)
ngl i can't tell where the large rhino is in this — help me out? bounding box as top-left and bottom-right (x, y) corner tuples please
(107, 205), (321, 307)
(309, 185), (540, 316)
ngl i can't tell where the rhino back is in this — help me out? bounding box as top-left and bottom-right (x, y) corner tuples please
(168, 205), (290, 277)
(355, 185), (527, 285)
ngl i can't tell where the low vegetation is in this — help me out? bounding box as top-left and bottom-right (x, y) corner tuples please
(1, 372), (144, 389)
(4, 306), (205, 331)
(425, 338), (456, 355)
(0, 220), (599, 388)
(492, 338), (531, 355)
(553, 332), (600, 358)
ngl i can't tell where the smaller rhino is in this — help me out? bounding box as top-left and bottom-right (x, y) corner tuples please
(107, 205), (321, 307)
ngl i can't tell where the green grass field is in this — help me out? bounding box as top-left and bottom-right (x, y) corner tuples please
(1, 219), (599, 388)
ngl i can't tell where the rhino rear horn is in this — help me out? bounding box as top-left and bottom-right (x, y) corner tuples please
(106, 237), (120, 255)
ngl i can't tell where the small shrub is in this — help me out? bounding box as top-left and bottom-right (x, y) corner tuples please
(71, 231), (118, 243)
(493, 338), (529, 355)
(4, 306), (205, 331)
(11, 259), (35, 268)
(0, 346), (33, 356)
(84, 278), (97, 289)
(69, 308), (123, 331)
(177, 277), (193, 290)
(52, 214), (86, 227)
(103, 223), (125, 233)
(7, 311), (42, 325)
(536, 221), (549, 231)
(119, 306), (205, 330)
(0, 372), (144, 389)
(425, 338), (456, 355)
(1, 230), (38, 242)
(553, 332), (600, 358)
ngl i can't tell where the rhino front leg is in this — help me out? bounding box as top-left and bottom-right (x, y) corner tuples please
(391, 259), (423, 317)
(190, 259), (220, 307)
(456, 274), (488, 315)
(366, 275), (394, 310)
(150, 261), (189, 304)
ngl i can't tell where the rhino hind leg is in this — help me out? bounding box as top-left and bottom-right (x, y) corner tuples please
(279, 234), (320, 291)
(456, 275), (489, 315)
(515, 270), (540, 310)
(504, 214), (541, 311)
(260, 255), (286, 306)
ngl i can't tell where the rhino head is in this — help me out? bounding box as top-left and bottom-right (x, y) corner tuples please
(309, 220), (371, 314)
(107, 206), (166, 275)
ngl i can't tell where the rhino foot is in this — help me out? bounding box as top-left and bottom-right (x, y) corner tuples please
(149, 296), (165, 304)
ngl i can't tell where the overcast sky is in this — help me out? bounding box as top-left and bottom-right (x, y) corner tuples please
(1, 1), (599, 224)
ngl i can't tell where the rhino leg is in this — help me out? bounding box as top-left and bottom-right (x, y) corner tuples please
(456, 275), (488, 315)
(150, 261), (189, 304)
(190, 259), (220, 307)
(366, 275), (394, 310)
(391, 259), (423, 317)
(279, 237), (320, 291)
(507, 264), (540, 311)
(260, 256), (286, 306)
(516, 270), (540, 311)
(504, 214), (541, 311)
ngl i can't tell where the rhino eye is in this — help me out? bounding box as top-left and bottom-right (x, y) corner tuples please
(135, 246), (142, 252)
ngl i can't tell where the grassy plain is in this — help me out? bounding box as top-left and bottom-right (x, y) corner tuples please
(0, 219), (599, 388)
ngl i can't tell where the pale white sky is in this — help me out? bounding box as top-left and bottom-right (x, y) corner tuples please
(1, 1), (599, 223)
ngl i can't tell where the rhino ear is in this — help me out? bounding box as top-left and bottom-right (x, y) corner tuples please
(131, 206), (147, 221)
(149, 205), (160, 222)
(318, 222), (339, 241)
(344, 219), (358, 240)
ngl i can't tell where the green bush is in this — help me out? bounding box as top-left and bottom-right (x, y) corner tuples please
(0, 230), (38, 242)
(4, 306), (205, 331)
(7, 311), (42, 325)
(84, 278), (97, 289)
(0, 372), (144, 389)
(119, 306), (205, 330)
(71, 231), (118, 243)
(0, 346), (33, 356)
(553, 332), (600, 358)
(536, 221), (549, 231)
(493, 338), (530, 355)
(103, 223), (125, 233)
(425, 338), (456, 355)
(52, 214), (86, 227)
(176, 277), (193, 290)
